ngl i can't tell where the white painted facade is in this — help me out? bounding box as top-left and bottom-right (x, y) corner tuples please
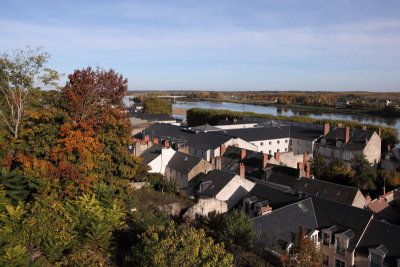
(147, 147), (176, 174)
(214, 176), (255, 209)
(214, 123), (258, 130)
(249, 138), (290, 155)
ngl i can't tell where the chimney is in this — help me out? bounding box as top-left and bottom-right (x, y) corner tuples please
(239, 163), (245, 178)
(181, 145), (189, 154)
(338, 122), (343, 128)
(262, 154), (268, 168)
(345, 126), (350, 143)
(220, 143), (227, 155)
(305, 163), (311, 178)
(212, 156), (221, 170)
(388, 144), (391, 151)
(362, 125), (367, 130)
(324, 123), (330, 135)
(257, 204), (272, 216)
(152, 138), (159, 144)
(303, 152), (307, 164)
(378, 128), (381, 137)
(297, 162), (305, 178)
(163, 140), (170, 148)
(233, 143), (239, 148)
(241, 148), (246, 160)
(274, 151), (281, 163)
(366, 194), (371, 203)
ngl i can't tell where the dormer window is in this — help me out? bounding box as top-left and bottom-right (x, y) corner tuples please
(335, 236), (346, 255)
(368, 245), (388, 267)
(323, 232), (330, 246)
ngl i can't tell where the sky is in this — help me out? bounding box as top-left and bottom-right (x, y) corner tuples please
(1, 0), (400, 91)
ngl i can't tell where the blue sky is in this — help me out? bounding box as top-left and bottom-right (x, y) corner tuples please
(1, 0), (400, 91)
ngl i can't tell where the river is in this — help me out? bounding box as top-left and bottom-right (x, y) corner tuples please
(172, 101), (400, 142)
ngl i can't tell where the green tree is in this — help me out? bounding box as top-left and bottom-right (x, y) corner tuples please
(281, 227), (322, 267)
(0, 47), (60, 139)
(132, 221), (233, 267)
(327, 159), (351, 185)
(142, 97), (172, 115)
(217, 209), (254, 249)
(350, 154), (377, 191)
(0, 168), (29, 203)
(311, 153), (326, 179)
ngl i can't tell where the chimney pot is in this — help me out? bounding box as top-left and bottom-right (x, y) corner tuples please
(220, 143), (227, 155)
(239, 163), (245, 178)
(345, 126), (350, 143)
(388, 145), (391, 151)
(303, 152), (307, 164)
(262, 154), (268, 168)
(362, 125), (367, 130)
(153, 138), (159, 144)
(324, 123), (330, 135)
(274, 151), (281, 163)
(241, 148), (246, 160)
(305, 163), (311, 178)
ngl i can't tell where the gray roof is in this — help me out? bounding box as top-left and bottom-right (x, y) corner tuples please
(252, 198), (318, 250)
(190, 124), (221, 132)
(245, 181), (303, 210)
(292, 177), (362, 206)
(167, 152), (203, 174)
(138, 123), (232, 151)
(311, 196), (373, 252)
(317, 127), (376, 150)
(252, 196), (374, 253)
(130, 113), (175, 122)
(262, 164), (299, 187)
(383, 148), (400, 163)
(199, 170), (237, 197)
(357, 219), (400, 266)
(221, 146), (266, 179)
(215, 125), (322, 142)
(140, 144), (162, 164)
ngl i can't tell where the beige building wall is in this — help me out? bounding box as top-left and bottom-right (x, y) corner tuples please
(362, 132), (381, 165)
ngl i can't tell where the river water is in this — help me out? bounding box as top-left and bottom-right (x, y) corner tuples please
(172, 101), (400, 142)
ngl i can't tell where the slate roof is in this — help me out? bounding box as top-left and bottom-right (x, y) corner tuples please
(218, 126), (290, 142)
(140, 144), (162, 164)
(253, 196), (374, 253)
(252, 198), (318, 250)
(217, 119), (255, 126)
(357, 219), (400, 266)
(292, 177), (362, 206)
(383, 148), (400, 162)
(221, 146), (265, 178)
(245, 181), (302, 210)
(190, 124), (221, 132)
(318, 127), (375, 150)
(199, 170), (237, 197)
(215, 125), (322, 142)
(138, 123), (232, 151)
(167, 152), (203, 174)
(130, 113), (175, 122)
(262, 164), (299, 187)
(311, 196), (373, 252)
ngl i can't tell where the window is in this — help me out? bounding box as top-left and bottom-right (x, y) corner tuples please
(285, 139), (288, 143)
(269, 141), (272, 145)
(285, 148), (287, 152)
(370, 253), (382, 267)
(335, 259), (345, 267)
(260, 142), (264, 146)
(277, 149), (280, 152)
(323, 233), (330, 246)
(277, 140), (280, 144)
(298, 140), (300, 145)
(322, 254), (329, 266)
(335, 237), (346, 255)
(268, 150), (272, 154)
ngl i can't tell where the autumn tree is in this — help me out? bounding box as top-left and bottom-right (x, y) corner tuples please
(281, 227), (322, 267)
(312, 153), (327, 179)
(62, 66), (127, 123)
(0, 47), (59, 139)
(142, 96), (172, 115)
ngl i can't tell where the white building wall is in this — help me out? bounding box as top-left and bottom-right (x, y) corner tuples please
(249, 138), (290, 155)
(214, 123), (258, 130)
(215, 176), (255, 209)
(147, 148), (176, 174)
